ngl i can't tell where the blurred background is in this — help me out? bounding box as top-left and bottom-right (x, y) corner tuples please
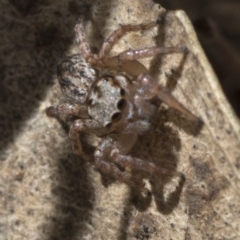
(156, 0), (240, 117)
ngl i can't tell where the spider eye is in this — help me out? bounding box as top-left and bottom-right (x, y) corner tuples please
(117, 98), (127, 110)
(111, 112), (122, 123)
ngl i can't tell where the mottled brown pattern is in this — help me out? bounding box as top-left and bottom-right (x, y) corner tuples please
(47, 13), (200, 194)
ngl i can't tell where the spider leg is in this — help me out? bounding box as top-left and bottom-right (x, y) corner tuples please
(106, 46), (188, 67)
(69, 119), (107, 157)
(74, 18), (98, 64)
(104, 45), (188, 77)
(99, 19), (161, 61)
(136, 73), (200, 121)
(111, 151), (184, 180)
(94, 137), (149, 194)
(96, 157), (149, 194)
(46, 103), (89, 118)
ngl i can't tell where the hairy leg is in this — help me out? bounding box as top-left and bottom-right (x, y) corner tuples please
(94, 137), (149, 194)
(69, 119), (106, 156)
(111, 150), (184, 179)
(104, 45), (188, 77)
(106, 46), (188, 67)
(74, 18), (98, 64)
(96, 157), (149, 194)
(99, 18), (162, 61)
(46, 103), (89, 118)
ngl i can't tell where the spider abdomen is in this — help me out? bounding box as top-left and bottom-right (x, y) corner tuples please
(57, 54), (96, 104)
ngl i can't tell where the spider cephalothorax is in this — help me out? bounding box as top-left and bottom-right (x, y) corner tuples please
(87, 75), (129, 128)
(47, 16), (199, 193)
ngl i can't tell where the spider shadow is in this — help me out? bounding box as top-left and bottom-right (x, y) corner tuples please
(150, 13), (204, 136)
(132, 111), (185, 210)
(117, 14), (203, 239)
(117, 108), (188, 239)
(117, 106), (203, 240)
(39, 7), (202, 240)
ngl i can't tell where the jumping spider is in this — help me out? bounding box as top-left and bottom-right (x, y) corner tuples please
(47, 17), (199, 194)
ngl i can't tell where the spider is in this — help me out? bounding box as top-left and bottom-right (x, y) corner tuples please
(46, 16), (199, 194)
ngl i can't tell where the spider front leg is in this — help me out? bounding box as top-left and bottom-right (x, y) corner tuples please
(94, 137), (150, 194)
(94, 134), (184, 194)
(95, 154), (149, 194)
(69, 119), (106, 159)
(46, 103), (89, 118)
